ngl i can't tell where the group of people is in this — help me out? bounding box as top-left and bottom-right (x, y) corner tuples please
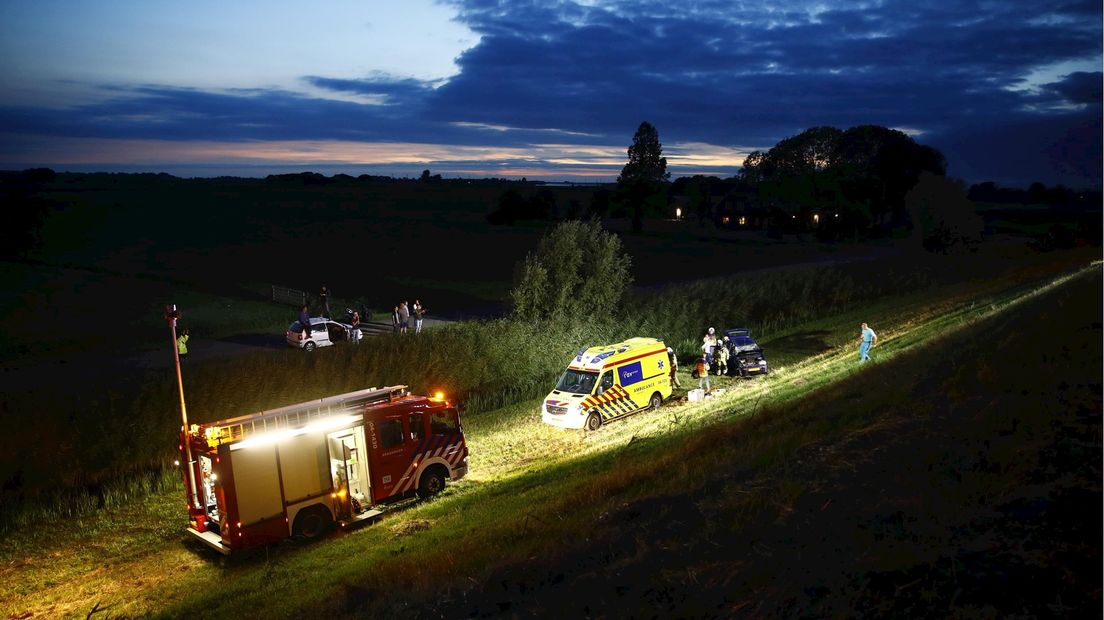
(662, 327), (729, 394)
(694, 327), (729, 392)
(664, 322), (879, 395)
(300, 285), (433, 343)
(391, 300), (427, 334)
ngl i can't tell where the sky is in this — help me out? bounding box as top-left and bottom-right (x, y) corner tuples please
(0, 0), (1100, 187)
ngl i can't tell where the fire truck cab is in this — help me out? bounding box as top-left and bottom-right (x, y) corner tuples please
(180, 386), (468, 554)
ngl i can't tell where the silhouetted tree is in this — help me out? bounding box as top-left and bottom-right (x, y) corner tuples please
(618, 121), (670, 232)
(906, 172), (983, 252)
(738, 151), (768, 184)
(740, 125), (946, 232)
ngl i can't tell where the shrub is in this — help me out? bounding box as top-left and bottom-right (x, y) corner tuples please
(510, 219), (633, 320)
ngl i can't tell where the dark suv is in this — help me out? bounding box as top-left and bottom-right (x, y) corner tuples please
(722, 328), (770, 377)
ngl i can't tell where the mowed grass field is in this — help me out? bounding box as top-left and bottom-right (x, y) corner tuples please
(1, 255), (1097, 618)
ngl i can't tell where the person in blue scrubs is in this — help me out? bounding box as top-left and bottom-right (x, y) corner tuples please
(859, 322), (878, 362)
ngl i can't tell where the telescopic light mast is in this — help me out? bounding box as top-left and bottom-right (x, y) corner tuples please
(166, 304), (200, 510)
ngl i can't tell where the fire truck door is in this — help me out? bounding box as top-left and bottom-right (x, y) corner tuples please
(366, 415), (416, 502)
(327, 428), (369, 513)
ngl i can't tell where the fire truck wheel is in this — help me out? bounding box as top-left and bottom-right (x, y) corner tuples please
(649, 392), (662, 411)
(417, 467), (447, 499)
(293, 505), (332, 539)
(585, 411), (602, 431)
(303, 341), (317, 352)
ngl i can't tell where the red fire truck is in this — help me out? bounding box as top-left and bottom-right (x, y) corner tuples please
(179, 385), (468, 554)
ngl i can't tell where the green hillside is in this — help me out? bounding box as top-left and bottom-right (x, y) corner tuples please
(1, 258), (1096, 618)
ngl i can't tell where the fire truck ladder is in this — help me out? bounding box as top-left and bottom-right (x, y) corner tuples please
(199, 385), (409, 446)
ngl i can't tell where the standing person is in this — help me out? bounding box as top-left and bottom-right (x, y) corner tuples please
(319, 285), (330, 318)
(666, 347), (681, 388)
(177, 328), (190, 362)
(391, 305), (401, 334)
(703, 327), (718, 365)
(413, 299), (426, 334)
(859, 322), (878, 363)
(695, 353), (710, 393)
(350, 311), (361, 344)
(298, 305), (312, 342)
(715, 338), (729, 375)
(398, 302), (410, 334)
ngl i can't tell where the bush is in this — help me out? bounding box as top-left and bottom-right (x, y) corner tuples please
(510, 219), (633, 320)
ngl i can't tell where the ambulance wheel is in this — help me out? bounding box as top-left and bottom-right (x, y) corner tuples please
(303, 341), (316, 352)
(649, 392), (663, 411)
(585, 411), (602, 431)
(294, 505), (332, 539)
(417, 467), (447, 499)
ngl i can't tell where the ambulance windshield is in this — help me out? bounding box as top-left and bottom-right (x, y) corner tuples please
(555, 369), (598, 394)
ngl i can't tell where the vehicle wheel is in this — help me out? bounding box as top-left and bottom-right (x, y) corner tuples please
(648, 392), (662, 412)
(303, 340), (316, 352)
(417, 468), (446, 499)
(585, 411), (602, 431)
(294, 505), (332, 539)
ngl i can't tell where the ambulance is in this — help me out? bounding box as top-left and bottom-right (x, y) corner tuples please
(542, 338), (673, 430)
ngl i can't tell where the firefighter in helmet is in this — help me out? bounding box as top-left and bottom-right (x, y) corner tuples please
(714, 336), (730, 375)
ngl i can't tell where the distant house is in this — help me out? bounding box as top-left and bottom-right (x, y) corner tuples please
(713, 191), (770, 230)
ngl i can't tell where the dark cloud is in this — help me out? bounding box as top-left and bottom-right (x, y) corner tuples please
(304, 75), (438, 106)
(1, 0), (1100, 187)
(428, 0), (1102, 185)
(1044, 71), (1103, 104)
(929, 108), (1101, 188)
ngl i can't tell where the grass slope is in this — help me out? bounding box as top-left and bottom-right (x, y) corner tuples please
(423, 269), (1102, 618)
(3, 246), (1092, 520)
(0, 258), (1096, 618)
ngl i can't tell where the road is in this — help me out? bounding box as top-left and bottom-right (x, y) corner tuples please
(0, 316), (454, 392)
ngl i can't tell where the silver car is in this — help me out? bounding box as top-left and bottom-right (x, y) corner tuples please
(286, 317), (352, 352)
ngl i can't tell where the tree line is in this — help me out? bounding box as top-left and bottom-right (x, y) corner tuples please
(487, 122), (978, 250)
(488, 121), (1101, 252)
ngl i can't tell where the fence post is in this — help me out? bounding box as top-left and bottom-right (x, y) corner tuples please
(271, 285), (306, 307)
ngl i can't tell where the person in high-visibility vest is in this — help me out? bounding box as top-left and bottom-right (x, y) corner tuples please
(695, 353), (710, 393)
(177, 328), (190, 361)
